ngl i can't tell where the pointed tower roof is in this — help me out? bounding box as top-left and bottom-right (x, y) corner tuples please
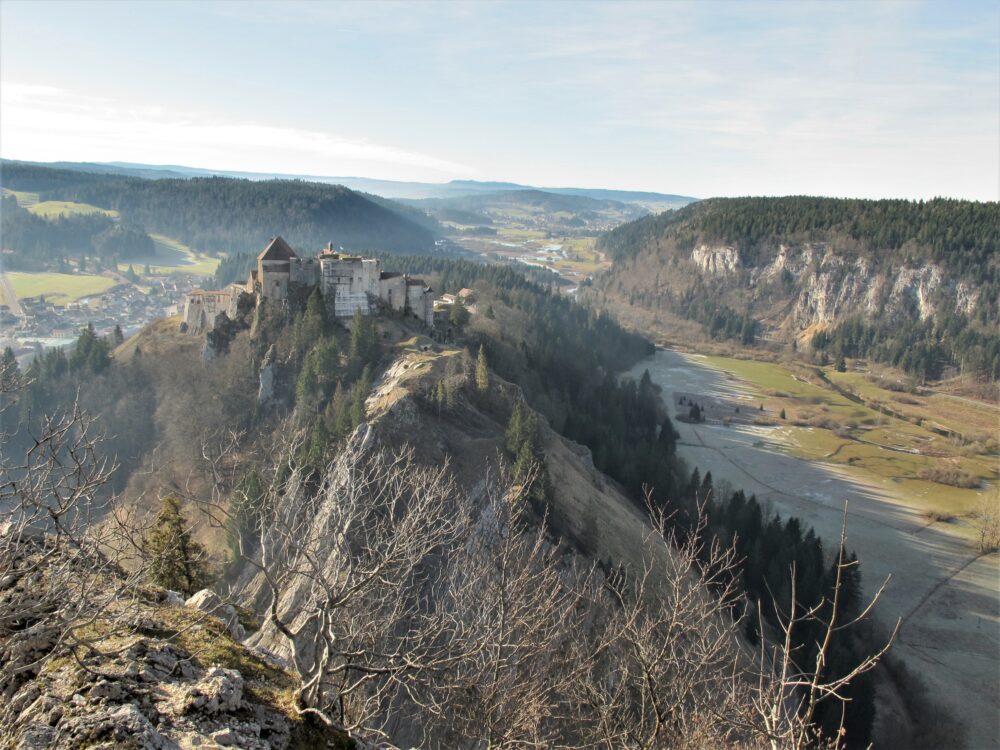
(257, 236), (297, 262)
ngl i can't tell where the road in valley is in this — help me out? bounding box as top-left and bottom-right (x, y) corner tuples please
(0, 272), (23, 317)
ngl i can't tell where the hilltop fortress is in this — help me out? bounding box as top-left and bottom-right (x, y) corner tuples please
(183, 236), (434, 332)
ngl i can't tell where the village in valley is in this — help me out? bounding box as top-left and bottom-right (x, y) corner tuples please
(1, 270), (203, 362)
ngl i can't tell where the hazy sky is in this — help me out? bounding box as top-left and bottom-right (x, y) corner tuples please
(2, 0), (998, 199)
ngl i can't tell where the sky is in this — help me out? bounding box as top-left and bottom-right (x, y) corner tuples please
(1, 0), (998, 200)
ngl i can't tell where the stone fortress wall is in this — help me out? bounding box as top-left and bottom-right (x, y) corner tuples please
(183, 237), (434, 332)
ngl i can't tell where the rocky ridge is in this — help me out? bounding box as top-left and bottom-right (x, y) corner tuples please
(2, 572), (351, 750)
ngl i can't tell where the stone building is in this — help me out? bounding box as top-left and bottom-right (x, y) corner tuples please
(181, 286), (243, 332)
(183, 236), (435, 330)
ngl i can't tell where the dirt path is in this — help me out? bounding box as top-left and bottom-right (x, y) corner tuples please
(630, 349), (1000, 750)
(0, 272), (23, 317)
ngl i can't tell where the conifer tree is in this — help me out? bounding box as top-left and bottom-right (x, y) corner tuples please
(475, 344), (489, 393)
(449, 300), (470, 330)
(113, 324), (124, 346)
(331, 382), (354, 439)
(350, 366), (372, 427)
(435, 379), (446, 416)
(506, 402), (525, 455)
(1, 346), (19, 391)
(146, 497), (211, 596)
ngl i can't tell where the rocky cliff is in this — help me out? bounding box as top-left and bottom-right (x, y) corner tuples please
(591, 196), (998, 343)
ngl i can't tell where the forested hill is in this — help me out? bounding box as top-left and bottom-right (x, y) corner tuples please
(591, 196), (1000, 381)
(600, 196), (999, 277)
(0, 161), (438, 255)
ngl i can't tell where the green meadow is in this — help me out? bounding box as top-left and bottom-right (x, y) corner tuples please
(700, 354), (997, 518)
(26, 200), (119, 218)
(3, 271), (117, 306)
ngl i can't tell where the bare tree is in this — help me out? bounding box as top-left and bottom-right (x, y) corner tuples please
(208, 422), (895, 750)
(744, 507), (898, 750)
(420, 465), (604, 749)
(223, 425), (467, 744)
(573, 493), (762, 750)
(0, 396), (150, 710)
(975, 491), (1000, 553)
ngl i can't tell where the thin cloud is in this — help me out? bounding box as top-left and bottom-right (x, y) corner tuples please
(0, 83), (476, 179)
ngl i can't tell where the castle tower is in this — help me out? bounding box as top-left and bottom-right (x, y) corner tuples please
(256, 236), (297, 303)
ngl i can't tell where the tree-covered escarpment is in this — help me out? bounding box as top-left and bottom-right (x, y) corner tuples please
(1, 161), (439, 256)
(591, 196), (1000, 381)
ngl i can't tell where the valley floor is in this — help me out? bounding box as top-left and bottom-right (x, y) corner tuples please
(629, 349), (999, 750)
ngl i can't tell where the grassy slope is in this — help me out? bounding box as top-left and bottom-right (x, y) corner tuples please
(3, 271), (117, 306)
(1, 187), (40, 206)
(117, 233), (220, 277)
(26, 200), (119, 218)
(700, 355), (997, 518)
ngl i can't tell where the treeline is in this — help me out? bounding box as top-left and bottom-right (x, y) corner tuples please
(677, 281), (757, 344)
(597, 208), (682, 261)
(212, 252), (257, 288)
(1, 162), (437, 257)
(376, 254), (563, 293)
(0, 195), (154, 270)
(599, 196), (1000, 284)
(813, 315), (1000, 382)
(698, 481), (876, 741)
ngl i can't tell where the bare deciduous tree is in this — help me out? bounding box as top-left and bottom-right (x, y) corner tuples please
(743, 507), (898, 750)
(975, 491), (1000, 553)
(421, 465), (603, 749)
(222, 425), (467, 744)
(0, 396), (150, 710)
(573, 494), (761, 750)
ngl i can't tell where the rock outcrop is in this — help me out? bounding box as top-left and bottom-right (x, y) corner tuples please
(691, 244), (740, 275)
(596, 235), (986, 339)
(1, 546), (352, 750)
(185, 589), (247, 640)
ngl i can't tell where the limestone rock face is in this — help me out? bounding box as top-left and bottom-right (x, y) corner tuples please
(5, 635), (286, 750)
(596, 232), (988, 341)
(185, 589), (246, 640)
(184, 666), (244, 714)
(257, 344), (277, 408)
(691, 244), (740, 275)
(1, 532), (352, 750)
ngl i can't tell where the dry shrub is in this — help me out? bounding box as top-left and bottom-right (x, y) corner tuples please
(917, 467), (981, 489)
(923, 510), (955, 523)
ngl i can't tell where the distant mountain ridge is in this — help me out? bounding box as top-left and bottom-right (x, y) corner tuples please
(4, 159), (696, 209)
(0, 161), (440, 256)
(399, 188), (650, 232)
